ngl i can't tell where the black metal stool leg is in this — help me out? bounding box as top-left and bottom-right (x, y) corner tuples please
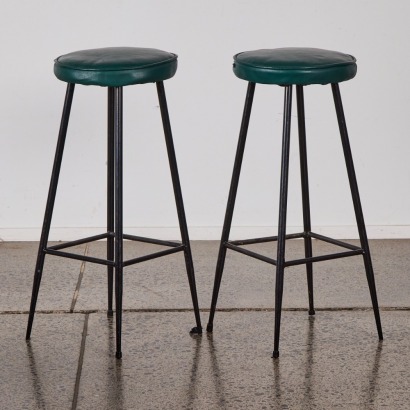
(156, 81), (203, 334)
(26, 83), (75, 340)
(273, 85), (293, 358)
(207, 82), (256, 332)
(296, 85), (315, 316)
(107, 87), (115, 317)
(113, 87), (124, 359)
(331, 83), (383, 340)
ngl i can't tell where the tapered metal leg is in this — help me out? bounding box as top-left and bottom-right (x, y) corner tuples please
(113, 87), (124, 359)
(207, 82), (256, 332)
(26, 83), (75, 340)
(107, 87), (115, 317)
(296, 85), (315, 316)
(331, 83), (383, 340)
(272, 85), (293, 359)
(156, 81), (202, 333)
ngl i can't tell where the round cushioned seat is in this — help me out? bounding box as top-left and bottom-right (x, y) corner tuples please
(54, 47), (178, 87)
(233, 47), (357, 85)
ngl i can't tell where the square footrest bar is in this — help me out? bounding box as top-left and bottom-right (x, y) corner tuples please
(225, 231), (364, 268)
(44, 232), (185, 267)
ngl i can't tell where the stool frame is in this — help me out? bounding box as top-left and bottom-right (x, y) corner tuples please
(26, 81), (202, 359)
(206, 82), (383, 358)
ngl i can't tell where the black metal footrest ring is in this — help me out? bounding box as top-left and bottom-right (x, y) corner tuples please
(224, 231), (365, 268)
(44, 232), (186, 267)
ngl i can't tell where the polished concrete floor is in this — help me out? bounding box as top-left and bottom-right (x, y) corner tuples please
(1, 239), (409, 409)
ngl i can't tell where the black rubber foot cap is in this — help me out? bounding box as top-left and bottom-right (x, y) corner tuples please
(190, 326), (203, 335)
(116, 351), (122, 359)
(206, 323), (213, 333)
(107, 310), (114, 318)
(309, 309), (316, 316)
(272, 351), (279, 359)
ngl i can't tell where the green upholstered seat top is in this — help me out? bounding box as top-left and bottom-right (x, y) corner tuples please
(54, 47), (178, 87)
(233, 48), (357, 85)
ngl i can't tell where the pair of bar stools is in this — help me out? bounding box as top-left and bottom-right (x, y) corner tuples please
(26, 46), (383, 359)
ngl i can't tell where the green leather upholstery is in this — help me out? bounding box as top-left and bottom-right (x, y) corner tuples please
(54, 47), (178, 87)
(233, 48), (357, 85)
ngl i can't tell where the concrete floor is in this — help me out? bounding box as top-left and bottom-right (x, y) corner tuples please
(1, 239), (409, 409)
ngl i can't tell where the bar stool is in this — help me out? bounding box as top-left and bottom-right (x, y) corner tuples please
(206, 47), (383, 358)
(26, 47), (202, 358)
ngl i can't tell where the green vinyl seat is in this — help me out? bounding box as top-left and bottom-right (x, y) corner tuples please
(233, 47), (357, 85)
(54, 47), (178, 87)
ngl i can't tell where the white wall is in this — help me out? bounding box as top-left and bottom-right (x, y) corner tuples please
(1, 1), (409, 241)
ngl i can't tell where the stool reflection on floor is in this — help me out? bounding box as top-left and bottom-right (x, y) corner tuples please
(26, 47), (202, 359)
(206, 48), (383, 358)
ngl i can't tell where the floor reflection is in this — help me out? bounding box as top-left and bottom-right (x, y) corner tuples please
(107, 317), (124, 409)
(206, 333), (227, 409)
(270, 315), (316, 408)
(302, 315), (316, 406)
(183, 332), (228, 409)
(26, 341), (47, 410)
(366, 341), (383, 406)
(184, 333), (202, 408)
(271, 314), (383, 408)
(272, 358), (283, 408)
(23, 313), (387, 409)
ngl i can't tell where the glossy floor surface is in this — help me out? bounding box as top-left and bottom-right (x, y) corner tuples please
(1, 239), (409, 409)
